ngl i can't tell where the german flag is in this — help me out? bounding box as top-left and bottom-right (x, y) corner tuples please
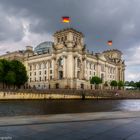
(62, 17), (70, 23)
(107, 40), (112, 46)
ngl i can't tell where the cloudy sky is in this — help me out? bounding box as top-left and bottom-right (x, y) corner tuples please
(0, 0), (140, 81)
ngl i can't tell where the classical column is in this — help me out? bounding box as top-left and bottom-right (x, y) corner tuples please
(47, 61), (50, 80)
(105, 64), (108, 81)
(55, 59), (57, 80)
(122, 68), (125, 82)
(84, 59), (86, 79)
(96, 61), (100, 77)
(63, 55), (67, 79)
(74, 56), (77, 78)
(123, 69), (125, 82)
(82, 57), (86, 80)
(52, 57), (56, 80)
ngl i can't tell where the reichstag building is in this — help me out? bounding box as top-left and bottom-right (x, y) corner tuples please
(0, 28), (125, 89)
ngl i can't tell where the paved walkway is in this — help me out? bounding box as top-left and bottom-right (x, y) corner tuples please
(0, 111), (140, 140)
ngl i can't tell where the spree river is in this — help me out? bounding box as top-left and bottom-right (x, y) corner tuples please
(0, 99), (140, 116)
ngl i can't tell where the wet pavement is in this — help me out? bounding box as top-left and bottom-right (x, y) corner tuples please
(0, 111), (140, 140)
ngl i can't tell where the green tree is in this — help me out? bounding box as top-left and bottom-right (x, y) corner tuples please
(125, 81), (129, 86)
(110, 80), (118, 89)
(118, 81), (124, 90)
(90, 76), (102, 89)
(0, 59), (28, 89)
(129, 81), (136, 87)
(5, 71), (16, 88)
(0, 61), (4, 83)
(135, 81), (140, 90)
(0, 59), (10, 88)
(10, 60), (28, 88)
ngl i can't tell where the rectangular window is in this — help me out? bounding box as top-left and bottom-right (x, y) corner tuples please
(39, 71), (41, 75)
(39, 77), (41, 81)
(77, 71), (80, 79)
(59, 71), (63, 79)
(44, 70), (46, 74)
(30, 72), (32, 76)
(45, 76), (46, 81)
(50, 70), (52, 74)
(94, 64), (96, 70)
(34, 72), (36, 75)
(30, 78), (32, 82)
(50, 76), (52, 80)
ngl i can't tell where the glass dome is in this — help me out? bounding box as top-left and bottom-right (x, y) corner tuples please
(34, 41), (53, 54)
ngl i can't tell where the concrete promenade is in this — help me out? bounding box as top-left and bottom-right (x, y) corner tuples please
(0, 111), (140, 139)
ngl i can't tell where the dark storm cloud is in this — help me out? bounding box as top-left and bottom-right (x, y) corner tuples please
(1, 0), (140, 52)
(0, 0), (140, 80)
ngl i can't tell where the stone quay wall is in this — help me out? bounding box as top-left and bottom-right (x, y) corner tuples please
(0, 89), (140, 100)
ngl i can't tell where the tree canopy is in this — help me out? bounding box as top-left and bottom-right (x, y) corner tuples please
(135, 81), (140, 90)
(110, 80), (118, 87)
(90, 76), (102, 85)
(0, 59), (28, 89)
(118, 81), (124, 89)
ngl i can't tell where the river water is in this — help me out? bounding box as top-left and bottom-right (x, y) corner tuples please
(0, 99), (140, 116)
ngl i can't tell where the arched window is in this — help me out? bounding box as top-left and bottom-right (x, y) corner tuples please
(77, 59), (81, 68)
(77, 71), (80, 79)
(58, 58), (63, 66)
(101, 73), (104, 81)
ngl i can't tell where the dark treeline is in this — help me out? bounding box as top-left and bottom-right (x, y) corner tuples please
(0, 59), (28, 89)
(125, 81), (140, 89)
(90, 76), (124, 90)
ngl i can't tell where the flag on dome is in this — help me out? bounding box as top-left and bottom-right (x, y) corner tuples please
(62, 17), (70, 23)
(107, 40), (112, 46)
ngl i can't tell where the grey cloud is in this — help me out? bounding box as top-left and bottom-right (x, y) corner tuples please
(0, 6), (24, 42)
(0, 0), (140, 51)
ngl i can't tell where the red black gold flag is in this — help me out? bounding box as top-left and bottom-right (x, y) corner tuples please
(62, 17), (70, 23)
(107, 40), (112, 46)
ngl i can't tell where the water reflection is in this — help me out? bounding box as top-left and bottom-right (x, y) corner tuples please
(0, 100), (139, 116)
(116, 100), (140, 111)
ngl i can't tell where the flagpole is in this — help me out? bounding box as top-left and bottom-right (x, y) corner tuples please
(68, 21), (70, 28)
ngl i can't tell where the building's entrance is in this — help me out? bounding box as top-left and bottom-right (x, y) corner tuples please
(56, 83), (59, 89)
(81, 84), (84, 89)
(59, 71), (63, 79)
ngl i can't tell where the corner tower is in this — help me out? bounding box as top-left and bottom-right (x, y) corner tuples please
(53, 28), (84, 51)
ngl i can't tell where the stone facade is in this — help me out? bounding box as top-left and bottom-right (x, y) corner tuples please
(0, 28), (125, 89)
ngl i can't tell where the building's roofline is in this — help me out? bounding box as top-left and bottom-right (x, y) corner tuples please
(103, 49), (122, 54)
(0, 50), (24, 57)
(53, 28), (84, 37)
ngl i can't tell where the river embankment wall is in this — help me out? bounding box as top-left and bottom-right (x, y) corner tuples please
(0, 89), (140, 100)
